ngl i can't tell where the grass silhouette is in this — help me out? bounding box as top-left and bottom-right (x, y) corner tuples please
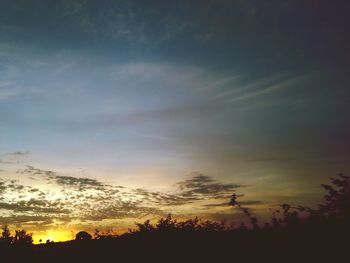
(1, 174), (349, 262)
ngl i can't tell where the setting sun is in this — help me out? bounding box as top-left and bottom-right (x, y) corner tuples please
(33, 230), (74, 244)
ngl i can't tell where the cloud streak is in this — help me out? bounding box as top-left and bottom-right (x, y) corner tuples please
(230, 75), (308, 102)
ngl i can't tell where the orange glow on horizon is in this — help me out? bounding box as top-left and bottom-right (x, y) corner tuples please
(33, 230), (74, 244)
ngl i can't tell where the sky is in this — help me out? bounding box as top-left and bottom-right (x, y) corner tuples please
(0, 0), (350, 243)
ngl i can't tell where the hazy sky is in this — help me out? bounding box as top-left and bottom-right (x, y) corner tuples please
(0, 0), (349, 242)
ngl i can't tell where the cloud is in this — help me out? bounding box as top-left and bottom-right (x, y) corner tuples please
(133, 188), (199, 206)
(0, 180), (6, 194)
(0, 87), (21, 101)
(214, 74), (287, 99)
(0, 200), (70, 214)
(176, 173), (242, 199)
(18, 166), (108, 191)
(8, 151), (30, 155)
(121, 102), (225, 123)
(0, 160), (16, 164)
(130, 173), (243, 207)
(82, 202), (164, 221)
(0, 215), (55, 227)
(228, 75), (309, 102)
(51, 176), (106, 191)
(13, 165), (167, 224)
(202, 200), (264, 208)
(0, 74), (41, 101)
(0, 179), (37, 196)
(10, 166), (245, 227)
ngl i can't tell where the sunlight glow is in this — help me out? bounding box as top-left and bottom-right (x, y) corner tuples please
(33, 230), (74, 244)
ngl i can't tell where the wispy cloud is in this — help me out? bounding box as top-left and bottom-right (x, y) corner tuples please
(0, 87), (21, 101)
(213, 74), (287, 99)
(229, 75), (308, 102)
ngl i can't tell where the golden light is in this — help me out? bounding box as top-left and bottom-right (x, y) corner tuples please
(33, 230), (73, 244)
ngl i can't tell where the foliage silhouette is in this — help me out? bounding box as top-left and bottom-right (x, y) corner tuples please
(13, 230), (33, 246)
(0, 225), (13, 246)
(319, 174), (350, 218)
(230, 193), (259, 229)
(0, 226), (33, 248)
(75, 231), (92, 241)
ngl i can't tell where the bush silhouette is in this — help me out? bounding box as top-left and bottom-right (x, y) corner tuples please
(319, 174), (350, 218)
(75, 231), (92, 241)
(0, 225), (13, 246)
(13, 230), (33, 246)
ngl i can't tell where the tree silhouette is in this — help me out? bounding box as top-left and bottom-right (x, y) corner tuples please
(229, 193), (259, 229)
(319, 174), (350, 219)
(0, 225), (13, 246)
(13, 230), (33, 246)
(75, 231), (92, 241)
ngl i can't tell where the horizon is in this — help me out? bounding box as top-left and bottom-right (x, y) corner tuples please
(0, 0), (349, 243)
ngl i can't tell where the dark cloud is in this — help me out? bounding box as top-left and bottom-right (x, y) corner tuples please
(6, 180), (25, 191)
(7, 151), (29, 156)
(0, 180), (6, 194)
(17, 166), (55, 176)
(82, 202), (164, 221)
(18, 166), (108, 191)
(176, 173), (242, 199)
(130, 173), (242, 207)
(0, 215), (55, 227)
(0, 179), (29, 194)
(202, 200), (264, 208)
(133, 188), (199, 206)
(52, 175), (106, 191)
(0, 200), (70, 214)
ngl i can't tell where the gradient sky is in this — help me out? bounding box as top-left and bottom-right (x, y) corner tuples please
(0, 0), (350, 242)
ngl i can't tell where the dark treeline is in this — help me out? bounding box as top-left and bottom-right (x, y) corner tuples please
(1, 174), (349, 263)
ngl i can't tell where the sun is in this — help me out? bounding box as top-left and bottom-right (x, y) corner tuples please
(33, 230), (73, 244)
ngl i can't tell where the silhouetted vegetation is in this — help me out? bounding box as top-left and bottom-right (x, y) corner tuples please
(0, 226), (33, 247)
(75, 231), (92, 241)
(1, 174), (349, 262)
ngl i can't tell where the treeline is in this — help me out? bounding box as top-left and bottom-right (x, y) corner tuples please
(0, 226), (33, 247)
(88, 173), (350, 239)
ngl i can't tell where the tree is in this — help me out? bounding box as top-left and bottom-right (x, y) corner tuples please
(75, 231), (92, 241)
(13, 230), (33, 246)
(0, 225), (13, 246)
(229, 194), (259, 229)
(319, 174), (350, 219)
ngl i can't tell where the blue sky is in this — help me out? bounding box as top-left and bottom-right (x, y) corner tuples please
(0, 0), (349, 241)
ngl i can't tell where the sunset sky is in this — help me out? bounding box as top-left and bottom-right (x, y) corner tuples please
(0, 0), (349, 243)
